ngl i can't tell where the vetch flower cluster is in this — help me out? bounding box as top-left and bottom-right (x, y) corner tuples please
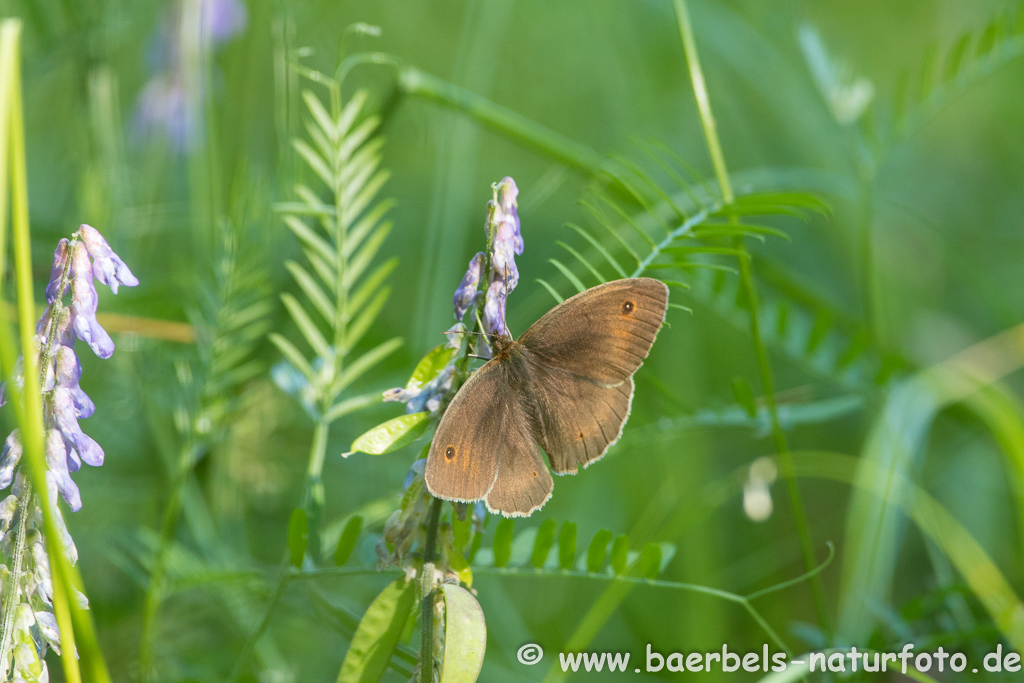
(0, 224), (137, 681)
(385, 177), (523, 420)
(134, 0), (248, 150)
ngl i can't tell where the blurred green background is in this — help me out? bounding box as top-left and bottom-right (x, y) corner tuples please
(4, 0), (1024, 680)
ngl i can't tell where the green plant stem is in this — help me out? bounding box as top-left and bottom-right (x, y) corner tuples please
(673, 0), (829, 636)
(228, 418), (329, 682)
(419, 496), (443, 683)
(139, 441), (202, 680)
(303, 418), (330, 561)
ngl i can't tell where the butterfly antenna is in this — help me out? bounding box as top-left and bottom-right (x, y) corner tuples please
(443, 330), (487, 337)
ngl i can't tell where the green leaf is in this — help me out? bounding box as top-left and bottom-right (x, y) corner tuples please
(549, 258), (585, 293)
(336, 577), (417, 683)
(324, 392), (383, 424)
(567, 222), (626, 279)
(452, 508), (472, 553)
(303, 89), (338, 143)
(333, 337), (403, 394)
(269, 333), (315, 383)
(288, 508), (308, 567)
(449, 547), (473, 588)
(731, 376), (757, 418)
(344, 222), (393, 289)
(336, 89), (368, 140)
(286, 260), (334, 323)
(492, 518), (515, 568)
(349, 256), (398, 315)
(639, 542), (662, 579)
(281, 293), (332, 360)
(409, 344), (457, 389)
(339, 116), (381, 165)
(334, 516), (363, 566)
(558, 521), (577, 570)
(610, 534), (629, 575)
(293, 139), (334, 189)
(587, 529), (612, 573)
(438, 584), (487, 683)
(342, 286), (391, 353)
(535, 278), (564, 304)
(943, 32), (972, 81)
(344, 199), (395, 258)
(531, 519), (557, 568)
(348, 412), (429, 456)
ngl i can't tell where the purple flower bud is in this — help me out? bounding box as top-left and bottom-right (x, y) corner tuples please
(54, 346), (94, 419)
(0, 430), (22, 489)
(483, 280), (508, 337)
(496, 177), (523, 255)
(70, 242), (115, 359)
(50, 387), (104, 467)
(45, 430), (81, 512)
(491, 219), (520, 290)
(77, 224), (139, 294)
(453, 252), (485, 321)
(204, 0), (248, 42)
(46, 239), (70, 303)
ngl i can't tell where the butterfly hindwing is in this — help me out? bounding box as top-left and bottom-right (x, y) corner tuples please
(518, 278), (668, 386)
(524, 366), (633, 474)
(425, 360), (553, 516)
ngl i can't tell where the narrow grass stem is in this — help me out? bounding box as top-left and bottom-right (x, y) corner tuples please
(673, 0), (829, 636)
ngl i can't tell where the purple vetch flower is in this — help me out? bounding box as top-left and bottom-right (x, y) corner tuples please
(70, 241), (115, 359)
(53, 345), (95, 419)
(444, 323), (466, 350)
(77, 225), (139, 294)
(202, 0), (248, 42)
(45, 430), (81, 512)
(383, 365), (456, 416)
(49, 387), (104, 468)
(482, 280), (508, 336)
(46, 239), (70, 303)
(453, 252), (484, 321)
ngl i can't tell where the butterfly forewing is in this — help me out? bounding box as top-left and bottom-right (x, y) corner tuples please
(518, 278), (668, 387)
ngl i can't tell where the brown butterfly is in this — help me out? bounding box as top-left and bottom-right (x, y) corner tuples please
(425, 278), (669, 517)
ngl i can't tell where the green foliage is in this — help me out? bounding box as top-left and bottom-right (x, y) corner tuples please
(437, 585), (486, 683)
(271, 81), (400, 422)
(8, 2), (1024, 682)
(347, 411), (429, 455)
(336, 578), (417, 683)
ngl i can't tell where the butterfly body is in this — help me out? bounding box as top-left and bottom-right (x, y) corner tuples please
(425, 278), (668, 516)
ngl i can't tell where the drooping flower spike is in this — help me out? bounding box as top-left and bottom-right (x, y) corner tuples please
(0, 224), (137, 681)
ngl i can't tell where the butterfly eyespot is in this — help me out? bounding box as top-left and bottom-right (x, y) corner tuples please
(444, 445), (455, 460)
(621, 300), (635, 315)
(578, 431), (585, 440)
(532, 470), (538, 478)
